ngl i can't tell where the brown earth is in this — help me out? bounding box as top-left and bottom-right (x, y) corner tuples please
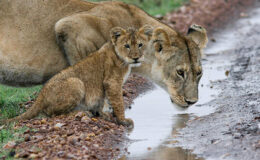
(2, 0), (256, 159)
(7, 112), (126, 160)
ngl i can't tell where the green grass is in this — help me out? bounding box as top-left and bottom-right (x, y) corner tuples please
(0, 85), (40, 159)
(0, 124), (28, 159)
(89, 0), (188, 16)
(0, 85), (41, 119)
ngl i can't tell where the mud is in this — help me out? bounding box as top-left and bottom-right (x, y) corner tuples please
(174, 2), (260, 160)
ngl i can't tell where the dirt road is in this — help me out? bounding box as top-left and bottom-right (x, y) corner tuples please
(175, 3), (260, 160)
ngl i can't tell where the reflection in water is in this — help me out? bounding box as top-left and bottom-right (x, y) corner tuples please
(143, 147), (204, 160)
(138, 114), (203, 160)
(125, 86), (204, 160)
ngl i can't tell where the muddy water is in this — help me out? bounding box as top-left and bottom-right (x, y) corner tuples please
(125, 32), (234, 160)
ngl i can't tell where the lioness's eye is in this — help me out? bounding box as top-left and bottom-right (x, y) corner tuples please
(138, 43), (143, 48)
(197, 71), (202, 76)
(125, 44), (130, 49)
(177, 70), (184, 78)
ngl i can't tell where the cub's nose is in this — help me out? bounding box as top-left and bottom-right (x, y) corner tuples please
(133, 58), (139, 63)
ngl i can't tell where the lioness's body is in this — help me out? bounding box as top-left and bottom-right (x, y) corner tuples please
(0, 0), (169, 85)
(0, 0), (207, 107)
(8, 26), (151, 126)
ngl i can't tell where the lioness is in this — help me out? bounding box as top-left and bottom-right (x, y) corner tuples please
(0, 0), (207, 107)
(6, 26), (152, 127)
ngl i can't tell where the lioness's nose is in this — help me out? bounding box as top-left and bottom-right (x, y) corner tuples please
(185, 99), (197, 105)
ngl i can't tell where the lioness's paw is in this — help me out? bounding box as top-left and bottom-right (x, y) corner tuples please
(118, 118), (134, 128)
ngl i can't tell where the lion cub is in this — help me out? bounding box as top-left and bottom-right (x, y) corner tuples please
(8, 26), (152, 127)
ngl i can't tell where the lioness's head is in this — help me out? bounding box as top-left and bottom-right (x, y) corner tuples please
(151, 24), (208, 108)
(110, 26), (153, 66)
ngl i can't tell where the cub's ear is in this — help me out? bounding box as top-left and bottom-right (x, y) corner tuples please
(110, 27), (126, 45)
(187, 24), (208, 49)
(152, 27), (170, 52)
(138, 25), (153, 39)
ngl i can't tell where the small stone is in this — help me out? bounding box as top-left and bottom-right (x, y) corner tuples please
(240, 12), (249, 18)
(75, 112), (86, 120)
(234, 133), (241, 139)
(87, 133), (95, 137)
(79, 133), (86, 140)
(221, 153), (230, 159)
(0, 125), (4, 130)
(60, 140), (66, 145)
(29, 153), (38, 159)
(68, 136), (78, 145)
(211, 38), (216, 42)
(93, 144), (99, 148)
(57, 151), (65, 158)
(18, 151), (30, 158)
(3, 141), (16, 149)
(9, 150), (16, 157)
(82, 146), (89, 151)
(66, 130), (75, 136)
(91, 118), (98, 122)
(54, 123), (65, 129)
(81, 116), (91, 123)
(41, 118), (47, 124)
(66, 153), (77, 159)
(93, 126), (99, 130)
(254, 140), (260, 149)
(24, 134), (31, 141)
(225, 70), (229, 77)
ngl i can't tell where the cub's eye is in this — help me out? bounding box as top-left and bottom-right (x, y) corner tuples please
(197, 71), (202, 77)
(138, 43), (143, 48)
(177, 69), (185, 78)
(125, 44), (130, 49)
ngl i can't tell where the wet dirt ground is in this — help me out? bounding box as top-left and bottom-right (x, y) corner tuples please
(174, 3), (260, 160)
(124, 2), (260, 160)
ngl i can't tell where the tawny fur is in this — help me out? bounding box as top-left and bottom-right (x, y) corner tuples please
(7, 26), (152, 127)
(0, 0), (207, 107)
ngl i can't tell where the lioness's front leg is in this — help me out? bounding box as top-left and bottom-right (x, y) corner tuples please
(104, 80), (134, 128)
(55, 13), (112, 65)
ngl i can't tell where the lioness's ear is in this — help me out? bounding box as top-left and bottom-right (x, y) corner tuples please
(110, 27), (126, 45)
(139, 25), (153, 39)
(152, 27), (170, 52)
(187, 24), (208, 49)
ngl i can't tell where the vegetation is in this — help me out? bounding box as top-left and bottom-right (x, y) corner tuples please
(89, 0), (188, 16)
(0, 124), (28, 159)
(0, 85), (41, 120)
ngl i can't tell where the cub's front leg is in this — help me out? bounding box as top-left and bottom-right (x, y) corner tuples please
(104, 79), (134, 128)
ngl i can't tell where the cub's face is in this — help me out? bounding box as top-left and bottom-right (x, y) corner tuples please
(110, 26), (153, 66)
(151, 25), (208, 108)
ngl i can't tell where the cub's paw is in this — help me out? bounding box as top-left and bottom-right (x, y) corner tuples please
(100, 112), (113, 121)
(118, 118), (134, 128)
